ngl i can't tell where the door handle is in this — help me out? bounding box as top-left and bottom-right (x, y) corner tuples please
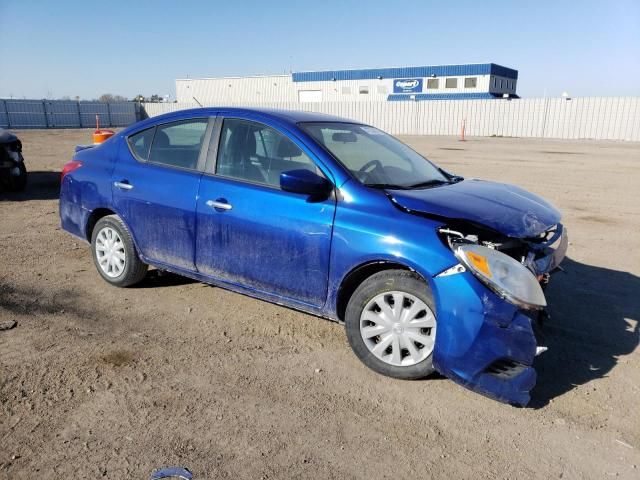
(114, 181), (133, 190)
(206, 199), (232, 211)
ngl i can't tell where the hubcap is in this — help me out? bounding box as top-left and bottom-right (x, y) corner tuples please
(360, 291), (436, 367)
(95, 227), (126, 278)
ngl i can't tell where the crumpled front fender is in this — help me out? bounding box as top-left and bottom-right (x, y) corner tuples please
(432, 270), (538, 406)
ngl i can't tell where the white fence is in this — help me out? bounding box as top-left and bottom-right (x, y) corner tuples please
(143, 97), (640, 141)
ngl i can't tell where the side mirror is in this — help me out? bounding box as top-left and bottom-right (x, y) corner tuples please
(280, 169), (331, 196)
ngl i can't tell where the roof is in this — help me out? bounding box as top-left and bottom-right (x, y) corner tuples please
(388, 92), (520, 101)
(292, 63), (518, 82)
(128, 107), (358, 133)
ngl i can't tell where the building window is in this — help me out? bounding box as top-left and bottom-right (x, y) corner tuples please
(493, 77), (497, 88)
(426, 78), (439, 89)
(298, 90), (322, 102)
(376, 85), (388, 94)
(341, 86), (351, 95)
(445, 78), (457, 89)
(464, 77), (477, 88)
(500, 79), (504, 89)
(359, 86), (369, 94)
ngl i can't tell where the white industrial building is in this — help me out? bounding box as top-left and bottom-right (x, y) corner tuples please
(176, 63), (518, 104)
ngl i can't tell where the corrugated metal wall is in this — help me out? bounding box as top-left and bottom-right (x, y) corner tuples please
(142, 97), (640, 141)
(176, 74), (511, 103)
(0, 100), (139, 129)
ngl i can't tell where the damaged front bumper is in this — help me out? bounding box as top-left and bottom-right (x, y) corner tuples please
(431, 225), (567, 406)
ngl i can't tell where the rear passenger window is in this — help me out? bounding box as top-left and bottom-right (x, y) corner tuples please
(128, 127), (155, 161)
(148, 119), (208, 170)
(216, 118), (319, 188)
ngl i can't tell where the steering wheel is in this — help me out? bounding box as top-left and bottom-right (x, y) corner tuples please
(358, 159), (385, 182)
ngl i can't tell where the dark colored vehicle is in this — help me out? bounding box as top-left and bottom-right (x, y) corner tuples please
(59, 108), (567, 406)
(0, 128), (27, 191)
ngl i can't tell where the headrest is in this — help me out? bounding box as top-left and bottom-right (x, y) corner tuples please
(155, 130), (170, 147)
(277, 139), (302, 158)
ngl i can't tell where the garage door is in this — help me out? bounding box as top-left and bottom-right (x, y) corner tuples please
(298, 90), (322, 103)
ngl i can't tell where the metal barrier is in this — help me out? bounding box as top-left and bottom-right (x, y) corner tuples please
(142, 97), (640, 141)
(0, 100), (140, 129)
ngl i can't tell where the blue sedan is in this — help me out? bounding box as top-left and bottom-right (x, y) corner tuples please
(59, 108), (567, 406)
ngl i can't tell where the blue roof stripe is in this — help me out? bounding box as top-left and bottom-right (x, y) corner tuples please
(292, 63), (518, 82)
(387, 92), (513, 101)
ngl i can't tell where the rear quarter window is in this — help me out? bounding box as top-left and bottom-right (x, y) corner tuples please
(128, 127), (155, 161)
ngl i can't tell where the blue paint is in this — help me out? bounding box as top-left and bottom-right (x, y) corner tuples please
(292, 63), (518, 82)
(386, 179), (561, 238)
(59, 107), (565, 406)
(388, 92), (513, 101)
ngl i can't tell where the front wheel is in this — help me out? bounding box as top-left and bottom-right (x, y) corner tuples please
(345, 270), (437, 379)
(91, 215), (148, 287)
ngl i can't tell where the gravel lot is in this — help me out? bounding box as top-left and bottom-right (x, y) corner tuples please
(1, 129), (639, 479)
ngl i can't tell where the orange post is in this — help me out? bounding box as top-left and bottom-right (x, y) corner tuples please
(460, 118), (466, 142)
(92, 114), (115, 144)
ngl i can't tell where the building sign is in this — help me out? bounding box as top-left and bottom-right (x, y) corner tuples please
(393, 78), (423, 93)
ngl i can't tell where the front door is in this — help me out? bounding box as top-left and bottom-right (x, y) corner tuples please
(112, 118), (212, 271)
(195, 117), (336, 307)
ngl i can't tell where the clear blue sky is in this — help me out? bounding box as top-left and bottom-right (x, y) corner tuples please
(1, 0), (638, 100)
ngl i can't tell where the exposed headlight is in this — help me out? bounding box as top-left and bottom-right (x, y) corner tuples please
(454, 244), (547, 310)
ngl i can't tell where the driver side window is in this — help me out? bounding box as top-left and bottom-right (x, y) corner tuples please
(216, 119), (320, 187)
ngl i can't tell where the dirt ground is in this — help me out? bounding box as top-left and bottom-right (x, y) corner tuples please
(1, 129), (639, 479)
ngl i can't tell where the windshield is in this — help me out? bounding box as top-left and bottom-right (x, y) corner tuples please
(300, 122), (450, 189)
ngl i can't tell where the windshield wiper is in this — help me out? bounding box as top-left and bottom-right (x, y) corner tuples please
(365, 183), (410, 190)
(405, 179), (452, 189)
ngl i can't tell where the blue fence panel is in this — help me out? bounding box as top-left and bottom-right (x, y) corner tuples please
(0, 101), (9, 128)
(5, 100), (48, 128)
(79, 102), (110, 128)
(108, 102), (138, 127)
(0, 100), (140, 129)
(44, 101), (81, 128)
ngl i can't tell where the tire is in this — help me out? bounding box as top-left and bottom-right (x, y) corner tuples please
(345, 269), (437, 380)
(91, 215), (148, 287)
(4, 162), (27, 192)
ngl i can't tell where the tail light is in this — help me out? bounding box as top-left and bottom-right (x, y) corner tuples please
(61, 160), (83, 182)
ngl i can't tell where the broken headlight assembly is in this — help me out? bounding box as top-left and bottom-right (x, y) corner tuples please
(454, 244), (547, 311)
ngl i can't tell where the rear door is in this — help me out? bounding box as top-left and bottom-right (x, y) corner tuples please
(112, 117), (213, 271)
(195, 117), (336, 307)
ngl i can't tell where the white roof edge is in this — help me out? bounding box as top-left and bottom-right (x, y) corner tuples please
(176, 74), (290, 81)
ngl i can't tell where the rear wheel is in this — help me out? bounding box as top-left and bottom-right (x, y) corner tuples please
(345, 270), (437, 379)
(91, 215), (147, 287)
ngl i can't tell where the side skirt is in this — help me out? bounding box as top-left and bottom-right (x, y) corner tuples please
(143, 258), (339, 323)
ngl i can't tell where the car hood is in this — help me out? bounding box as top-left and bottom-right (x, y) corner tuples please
(387, 179), (561, 238)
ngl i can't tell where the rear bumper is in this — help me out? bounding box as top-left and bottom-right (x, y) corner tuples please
(59, 176), (91, 241)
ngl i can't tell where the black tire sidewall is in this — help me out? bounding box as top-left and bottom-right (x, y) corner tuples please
(345, 269), (437, 380)
(90, 215), (146, 287)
